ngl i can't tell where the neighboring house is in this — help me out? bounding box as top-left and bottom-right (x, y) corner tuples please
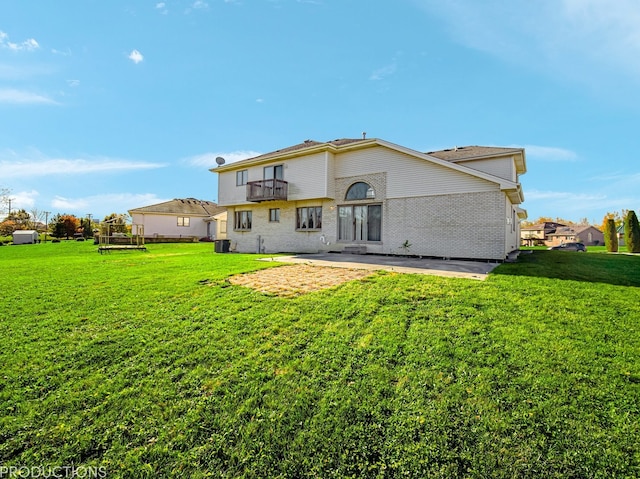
(211, 138), (527, 261)
(520, 221), (565, 246)
(617, 223), (625, 246)
(546, 225), (604, 247)
(128, 198), (226, 240)
(12, 230), (39, 244)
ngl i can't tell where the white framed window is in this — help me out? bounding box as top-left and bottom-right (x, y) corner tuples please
(264, 164), (284, 180)
(338, 204), (381, 242)
(269, 208), (280, 222)
(234, 211), (252, 230)
(236, 170), (248, 186)
(177, 216), (190, 227)
(296, 207), (322, 230)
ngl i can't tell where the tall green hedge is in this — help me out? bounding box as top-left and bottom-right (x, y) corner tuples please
(624, 210), (640, 253)
(604, 218), (618, 252)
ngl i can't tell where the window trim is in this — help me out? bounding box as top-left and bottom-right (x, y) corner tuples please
(296, 206), (322, 231)
(234, 210), (252, 231)
(236, 170), (248, 186)
(177, 216), (190, 227)
(269, 208), (280, 223)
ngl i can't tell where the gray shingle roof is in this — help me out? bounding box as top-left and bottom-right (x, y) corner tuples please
(242, 138), (368, 162)
(129, 198), (225, 216)
(427, 146), (524, 162)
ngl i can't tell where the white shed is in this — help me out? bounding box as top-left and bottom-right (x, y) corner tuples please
(12, 230), (39, 245)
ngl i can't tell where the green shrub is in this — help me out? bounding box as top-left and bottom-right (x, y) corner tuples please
(624, 210), (640, 253)
(604, 218), (618, 252)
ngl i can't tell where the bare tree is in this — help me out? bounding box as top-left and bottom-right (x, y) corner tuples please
(0, 187), (10, 217)
(30, 208), (46, 231)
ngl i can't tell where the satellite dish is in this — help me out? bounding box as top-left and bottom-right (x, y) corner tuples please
(215, 156), (226, 166)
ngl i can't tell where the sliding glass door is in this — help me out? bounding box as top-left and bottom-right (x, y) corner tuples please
(338, 204), (381, 242)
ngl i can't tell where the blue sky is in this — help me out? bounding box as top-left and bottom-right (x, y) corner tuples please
(1, 0), (639, 224)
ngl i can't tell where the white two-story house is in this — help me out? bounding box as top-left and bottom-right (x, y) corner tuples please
(211, 138), (526, 261)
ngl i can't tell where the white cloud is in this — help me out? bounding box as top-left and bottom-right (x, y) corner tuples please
(52, 193), (172, 218)
(67, 79), (80, 87)
(590, 171), (640, 183)
(0, 88), (58, 105)
(51, 195), (90, 212)
(185, 1), (209, 12)
(51, 47), (72, 56)
(183, 151), (262, 168)
(156, 2), (168, 14)
(369, 63), (397, 81)
(526, 190), (606, 201)
(0, 31), (39, 51)
(0, 63), (55, 80)
(521, 145), (578, 162)
(413, 0), (640, 87)
(128, 49), (144, 64)
(0, 151), (166, 179)
(5, 190), (39, 212)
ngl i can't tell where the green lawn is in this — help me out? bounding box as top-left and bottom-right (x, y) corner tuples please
(1, 242), (639, 478)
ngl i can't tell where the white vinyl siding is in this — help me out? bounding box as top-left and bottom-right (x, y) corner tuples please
(219, 171), (250, 206)
(217, 152), (334, 206)
(335, 147), (497, 199)
(455, 157), (516, 182)
(130, 213), (208, 237)
(284, 152), (332, 200)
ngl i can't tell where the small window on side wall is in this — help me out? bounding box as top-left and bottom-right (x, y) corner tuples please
(177, 216), (190, 227)
(269, 208), (280, 222)
(236, 170), (248, 186)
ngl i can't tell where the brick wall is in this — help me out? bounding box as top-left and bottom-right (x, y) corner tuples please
(226, 190), (507, 260)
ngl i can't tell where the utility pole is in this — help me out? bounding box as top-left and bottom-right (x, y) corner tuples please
(44, 211), (50, 243)
(8, 198), (13, 216)
(86, 213), (93, 240)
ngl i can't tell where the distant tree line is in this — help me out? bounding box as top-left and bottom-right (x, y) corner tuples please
(1, 210), (130, 240)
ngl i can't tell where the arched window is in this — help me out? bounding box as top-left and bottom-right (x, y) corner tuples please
(346, 182), (375, 200)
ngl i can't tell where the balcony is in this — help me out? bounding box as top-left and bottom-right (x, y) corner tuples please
(246, 179), (288, 202)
